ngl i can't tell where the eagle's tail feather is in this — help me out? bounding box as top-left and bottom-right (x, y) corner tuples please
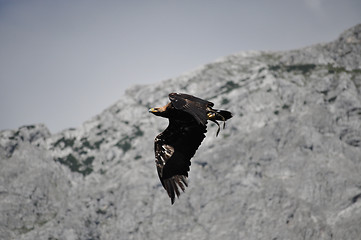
(214, 109), (233, 121)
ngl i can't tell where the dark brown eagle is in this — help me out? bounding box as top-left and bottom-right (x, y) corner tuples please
(149, 93), (232, 204)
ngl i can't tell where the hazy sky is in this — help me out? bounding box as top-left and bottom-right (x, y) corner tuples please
(1, 0), (361, 133)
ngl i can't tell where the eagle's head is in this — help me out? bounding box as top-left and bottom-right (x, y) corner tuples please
(149, 102), (172, 117)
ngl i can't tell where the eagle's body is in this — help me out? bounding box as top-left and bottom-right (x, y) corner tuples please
(149, 93), (232, 204)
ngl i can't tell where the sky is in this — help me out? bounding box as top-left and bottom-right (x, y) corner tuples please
(1, 0), (361, 133)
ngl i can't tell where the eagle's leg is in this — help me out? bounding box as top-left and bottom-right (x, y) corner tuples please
(208, 110), (226, 127)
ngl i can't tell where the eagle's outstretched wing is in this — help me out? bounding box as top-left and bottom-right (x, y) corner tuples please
(168, 93), (213, 126)
(155, 118), (206, 204)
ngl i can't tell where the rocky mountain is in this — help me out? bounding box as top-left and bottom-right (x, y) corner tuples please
(1, 24), (361, 240)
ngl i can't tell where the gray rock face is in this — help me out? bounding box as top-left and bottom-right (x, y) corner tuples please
(1, 24), (361, 240)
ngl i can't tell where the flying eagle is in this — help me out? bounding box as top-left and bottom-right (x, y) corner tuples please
(149, 93), (232, 204)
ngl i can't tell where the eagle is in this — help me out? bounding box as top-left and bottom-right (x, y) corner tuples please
(149, 93), (233, 204)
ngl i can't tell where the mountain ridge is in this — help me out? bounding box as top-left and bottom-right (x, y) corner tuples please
(1, 24), (361, 240)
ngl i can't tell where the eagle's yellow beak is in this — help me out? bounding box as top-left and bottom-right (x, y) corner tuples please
(149, 108), (158, 113)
